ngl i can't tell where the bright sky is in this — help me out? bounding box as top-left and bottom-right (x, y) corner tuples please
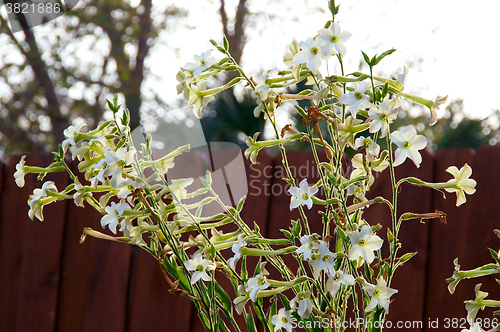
(145, 0), (500, 122)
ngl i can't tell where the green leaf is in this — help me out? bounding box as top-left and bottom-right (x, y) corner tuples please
(399, 252), (418, 264)
(245, 312), (258, 332)
(107, 98), (114, 112)
(327, 0), (340, 17)
(336, 226), (348, 243)
(241, 256), (248, 280)
(237, 195), (247, 212)
(253, 221), (260, 234)
(291, 219), (302, 238)
(494, 229), (500, 239)
(210, 39), (226, 53)
(223, 34), (230, 51)
(361, 51), (371, 66)
(121, 109), (130, 126)
(269, 297), (278, 331)
(215, 282), (233, 315)
(294, 104), (307, 118)
(281, 229), (294, 242)
(381, 81), (389, 99)
(278, 293), (291, 310)
(489, 248), (500, 264)
(372, 48), (396, 66)
(198, 310), (211, 332)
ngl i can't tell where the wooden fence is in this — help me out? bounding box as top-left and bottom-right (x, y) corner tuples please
(1, 147), (499, 332)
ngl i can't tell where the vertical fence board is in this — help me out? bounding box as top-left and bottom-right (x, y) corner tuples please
(55, 163), (132, 332)
(424, 149), (477, 330)
(366, 150), (434, 330)
(127, 248), (194, 332)
(240, 150), (274, 231)
(14, 154), (69, 332)
(0, 155), (42, 331)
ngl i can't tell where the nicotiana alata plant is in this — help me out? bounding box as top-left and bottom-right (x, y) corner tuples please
(15, 1), (488, 331)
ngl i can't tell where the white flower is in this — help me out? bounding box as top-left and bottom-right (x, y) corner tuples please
(62, 123), (86, 151)
(233, 285), (249, 315)
(283, 40), (300, 66)
(430, 95), (448, 126)
(312, 241), (336, 278)
(184, 253), (215, 284)
(444, 163), (477, 206)
(347, 225), (383, 264)
(393, 66), (408, 85)
(169, 178), (194, 200)
(188, 80), (216, 119)
(92, 147), (136, 186)
(339, 81), (372, 118)
(465, 284), (489, 325)
(183, 49), (217, 79)
(28, 181), (58, 221)
(292, 37), (324, 74)
(101, 201), (129, 234)
(462, 323), (485, 332)
(288, 179), (318, 210)
(353, 136), (380, 157)
(228, 234), (247, 270)
(271, 308), (292, 332)
(326, 270), (355, 297)
(390, 125), (427, 168)
(290, 291), (313, 318)
(363, 277), (398, 313)
(246, 262), (270, 301)
(368, 102), (398, 138)
(255, 74), (271, 101)
(155, 158), (175, 175)
(295, 234), (320, 260)
(73, 178), (86, 207)
(317, 22), (352, 58)
(14, 155), (26, 187)
(115, 176), (139, 199)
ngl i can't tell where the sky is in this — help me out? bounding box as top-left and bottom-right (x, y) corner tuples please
(142, 0), (500, 124)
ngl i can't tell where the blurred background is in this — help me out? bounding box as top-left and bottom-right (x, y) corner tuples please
(0, 0), (499, 159)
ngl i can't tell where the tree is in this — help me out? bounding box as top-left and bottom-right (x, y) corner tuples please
(0, 0), (184, 158)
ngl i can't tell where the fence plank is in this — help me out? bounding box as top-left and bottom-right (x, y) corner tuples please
(423, 148), (477, 330)
(0, 155), (64, 332)
(55, 163), (132, 332)
(365, 150), (434, 330)
(14, 154), (69, 332)
(127, 247), (194, 332)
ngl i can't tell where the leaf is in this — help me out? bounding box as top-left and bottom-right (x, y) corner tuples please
(361, 51), (371, 66)
(372, 48), (396, 66)
(281, 229), (294, 242)
(494, 229), (500, 239)
(223, 34), (229, 51)
(336, 227), (348, 243)
(381, 81), (389, 99)
(215, 282), (233, 315)
(489, 248), (500, 264)
(245, 312), (258, 332)
(236, 195), (247, 212)
(399, 252), (417, 264)
(291, 219), (302, 238)
(210, 39), (226, 53)
(294, 104), (307, 118)
(278, 293), (291, 310)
